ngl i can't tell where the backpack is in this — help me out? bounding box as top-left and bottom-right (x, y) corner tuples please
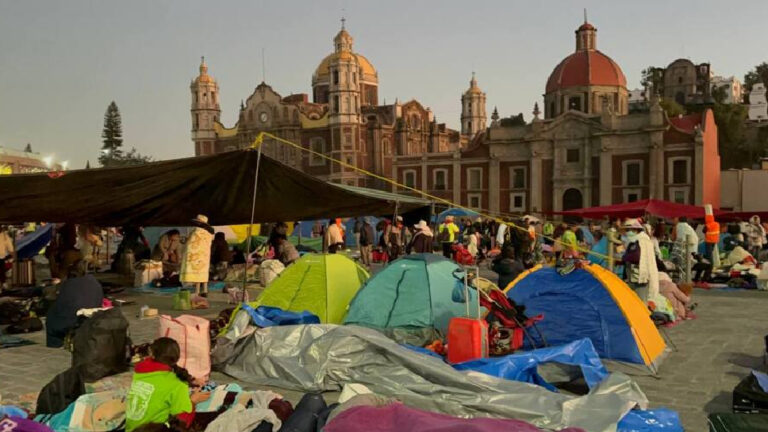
(36, 366), (85, 415)
(437, 224), (452, 243)
(71, 308), (131, 382)
(5, 316), (43, 334)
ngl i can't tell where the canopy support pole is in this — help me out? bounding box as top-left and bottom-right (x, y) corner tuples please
(242, 144), (264, 302)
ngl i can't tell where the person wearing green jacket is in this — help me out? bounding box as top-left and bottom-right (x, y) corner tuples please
(125, 338), (210, 432)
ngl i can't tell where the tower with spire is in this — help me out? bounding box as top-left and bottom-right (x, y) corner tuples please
(190, 56), (221, 156)
(461, 72), (487, 136)
(327, 17), (362, 125)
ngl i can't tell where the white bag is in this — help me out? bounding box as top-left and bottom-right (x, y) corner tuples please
(158, 314), (211, 381)
(134, 260), (163, 287)
(259, 259), (285, 287)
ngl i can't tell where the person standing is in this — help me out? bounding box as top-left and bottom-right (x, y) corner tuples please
(703, 213), (720, 262)
(326, 218), (345, 254)
(438, 216), (460, 259)
(180, 215), (214, 297)
(621, 218), (659, 302)
(353, 218), (362, 251)
(746, 215), (766, 258)
(407, 220), (434, 254)
(0, 226), (14, 290)
(387, 216), (404, 260)
(358, 218), (375, 268)
(210, 232), (233, 280)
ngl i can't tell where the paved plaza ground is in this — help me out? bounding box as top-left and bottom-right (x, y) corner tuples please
(1, 278), (766, 431)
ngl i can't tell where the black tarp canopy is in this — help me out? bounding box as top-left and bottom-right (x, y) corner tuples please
(0, 149), (431, 225)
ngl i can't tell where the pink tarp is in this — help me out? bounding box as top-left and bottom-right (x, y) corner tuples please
(556, 199), (725, 220)
(324, 403), (586, 432)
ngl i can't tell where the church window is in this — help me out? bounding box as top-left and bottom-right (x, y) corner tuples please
(510, 192), (526, 212)
(434, 169), (447, 190)
(670, 158), (690, 184)
(568, 96), (582, 111)
(403, 170), (417, 189)
(411, 114), (420, 129)
(309, 137), (326, 166)
(511, 167), (526, 189)
(467, 167), (483, 191)
(678, 76), (683, 84)
(468, 193), (482, 209)
(566, 148), (580, 163)
(352, 72), (356, 84)
(333, 70), (339, 85)
(467, 121), (472, 132)
(623, 160), (642, 186)
(194, 113), (199, 129)
(382, 138), (391, 155)
(203, 92), (207, 100)
(333, 95), (340, 113)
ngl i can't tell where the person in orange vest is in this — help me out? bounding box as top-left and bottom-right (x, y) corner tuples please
(703, 213), (720, 262)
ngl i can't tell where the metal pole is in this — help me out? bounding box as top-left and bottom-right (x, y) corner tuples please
(242, 145), (264, 302)
(685, 234), (692, 284)
(608, 237), (615, 272)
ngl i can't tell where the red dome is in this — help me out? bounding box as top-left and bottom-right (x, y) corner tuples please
(578, 22), (595, 31)
(546, 50), (626, 93)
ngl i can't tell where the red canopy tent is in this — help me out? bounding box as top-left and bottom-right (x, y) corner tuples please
(557, 199), (725, 220)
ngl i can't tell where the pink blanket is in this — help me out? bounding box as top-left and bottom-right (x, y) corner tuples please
(324, 403), (586, 432)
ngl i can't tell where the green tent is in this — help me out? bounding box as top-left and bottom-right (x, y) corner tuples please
(256, 253), (370, 323)
(344, 254), (477, 334)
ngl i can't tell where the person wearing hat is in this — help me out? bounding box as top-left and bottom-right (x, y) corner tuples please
(621, 218), (659, 302)
(438, 215), (460, 259)
(180, 215), (215, 296)
(407, 220), (434, 254)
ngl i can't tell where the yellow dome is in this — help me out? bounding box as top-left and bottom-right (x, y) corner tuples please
(313, 51), (377, 80)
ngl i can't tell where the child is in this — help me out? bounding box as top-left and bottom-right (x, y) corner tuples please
(125, 337), (210, 432)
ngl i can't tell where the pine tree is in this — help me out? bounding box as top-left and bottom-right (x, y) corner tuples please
(99, 101), (124, 166)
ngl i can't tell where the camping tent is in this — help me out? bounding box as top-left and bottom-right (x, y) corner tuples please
(255, 253), (369, 323)
(344, 254), (478, 335)
(556, 198), (723, 220)
(0, 149), (430, 225)
(505, 264), (665, 368)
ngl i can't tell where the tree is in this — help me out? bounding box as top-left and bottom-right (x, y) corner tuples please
(641, 66), (665, 95)
(99, 101), (123, 165)
(711, 84), (729, 105)
(98, 101), (151, 167)
(744, 63), (768, 103)
(659, 98), (685, 117)
(712, 103), (748, 169)
(499, 113), (525, 127)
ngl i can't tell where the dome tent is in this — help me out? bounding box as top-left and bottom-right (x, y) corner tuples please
(256, 253), (369, 324)
(344, 254), (479, 340)
(505, 264), (665, 370)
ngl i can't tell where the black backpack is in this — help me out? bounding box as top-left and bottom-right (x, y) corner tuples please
(71, 308), (131, 382)
(36, 366), (85, 415)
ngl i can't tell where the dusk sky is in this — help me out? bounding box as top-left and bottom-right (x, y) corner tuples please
(1, 0), (765, 168)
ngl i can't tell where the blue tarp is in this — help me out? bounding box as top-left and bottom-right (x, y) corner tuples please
(15, 224), (53, 260)
(617, 408), (683, 432)
(434, 208), (479, 223)
(240, 304), (320, 327)
(453, 338), (608, 390)
(507, 267), (646, 364)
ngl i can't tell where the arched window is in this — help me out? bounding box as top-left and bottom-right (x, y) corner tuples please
(333, 95), (340, 113)
(411, 114), (420, 129)
(333, 70), (339, 85)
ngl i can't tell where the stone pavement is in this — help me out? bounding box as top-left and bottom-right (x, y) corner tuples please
(1, 283), (766, 431)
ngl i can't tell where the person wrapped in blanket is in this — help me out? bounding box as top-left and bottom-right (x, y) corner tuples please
(126, 337), (210, 432)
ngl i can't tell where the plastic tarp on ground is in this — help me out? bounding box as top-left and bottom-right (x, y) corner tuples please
(217, 324), (649, 432)
(453, 338), (608, 391)
(0, 149), (429, 226)
(557, 199), (724, 220)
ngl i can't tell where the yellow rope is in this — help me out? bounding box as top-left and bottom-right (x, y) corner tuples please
(248, 131), (612, 261)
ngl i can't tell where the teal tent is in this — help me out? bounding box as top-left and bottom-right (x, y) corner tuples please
(344, 254), (477, 335)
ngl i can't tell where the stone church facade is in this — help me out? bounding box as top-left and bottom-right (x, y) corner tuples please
(393, 19), (721, 213)
(191, 18), (721, 214)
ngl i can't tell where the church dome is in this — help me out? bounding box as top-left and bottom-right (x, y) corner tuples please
(195, 56), (215, 84)
(313, 22), (377, 83)
(545, 50), (626, 93)
(545, 20), (626, 94)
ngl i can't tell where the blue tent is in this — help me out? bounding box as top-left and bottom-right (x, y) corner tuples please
(434, 208), (479, 223)
(505, 265), (665, 366)
(16, 224), (53, 260)
(344, 253), (476, 334)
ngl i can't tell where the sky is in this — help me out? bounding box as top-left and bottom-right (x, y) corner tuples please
(1, 0), (766, 169)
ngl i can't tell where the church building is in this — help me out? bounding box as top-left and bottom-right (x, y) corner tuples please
(190, 20), (467, 190)
(393, 18), (721, 213)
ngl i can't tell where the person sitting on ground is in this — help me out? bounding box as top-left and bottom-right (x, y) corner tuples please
(125, 337), (210, 432)
(152, 229), (183, 274)
(275, 236), (300, 266)
(492, 246), (525, 291)
(407, 220), (434, 254)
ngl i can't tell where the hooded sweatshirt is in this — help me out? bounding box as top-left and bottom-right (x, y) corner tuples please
(125, 358), (194, 432)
